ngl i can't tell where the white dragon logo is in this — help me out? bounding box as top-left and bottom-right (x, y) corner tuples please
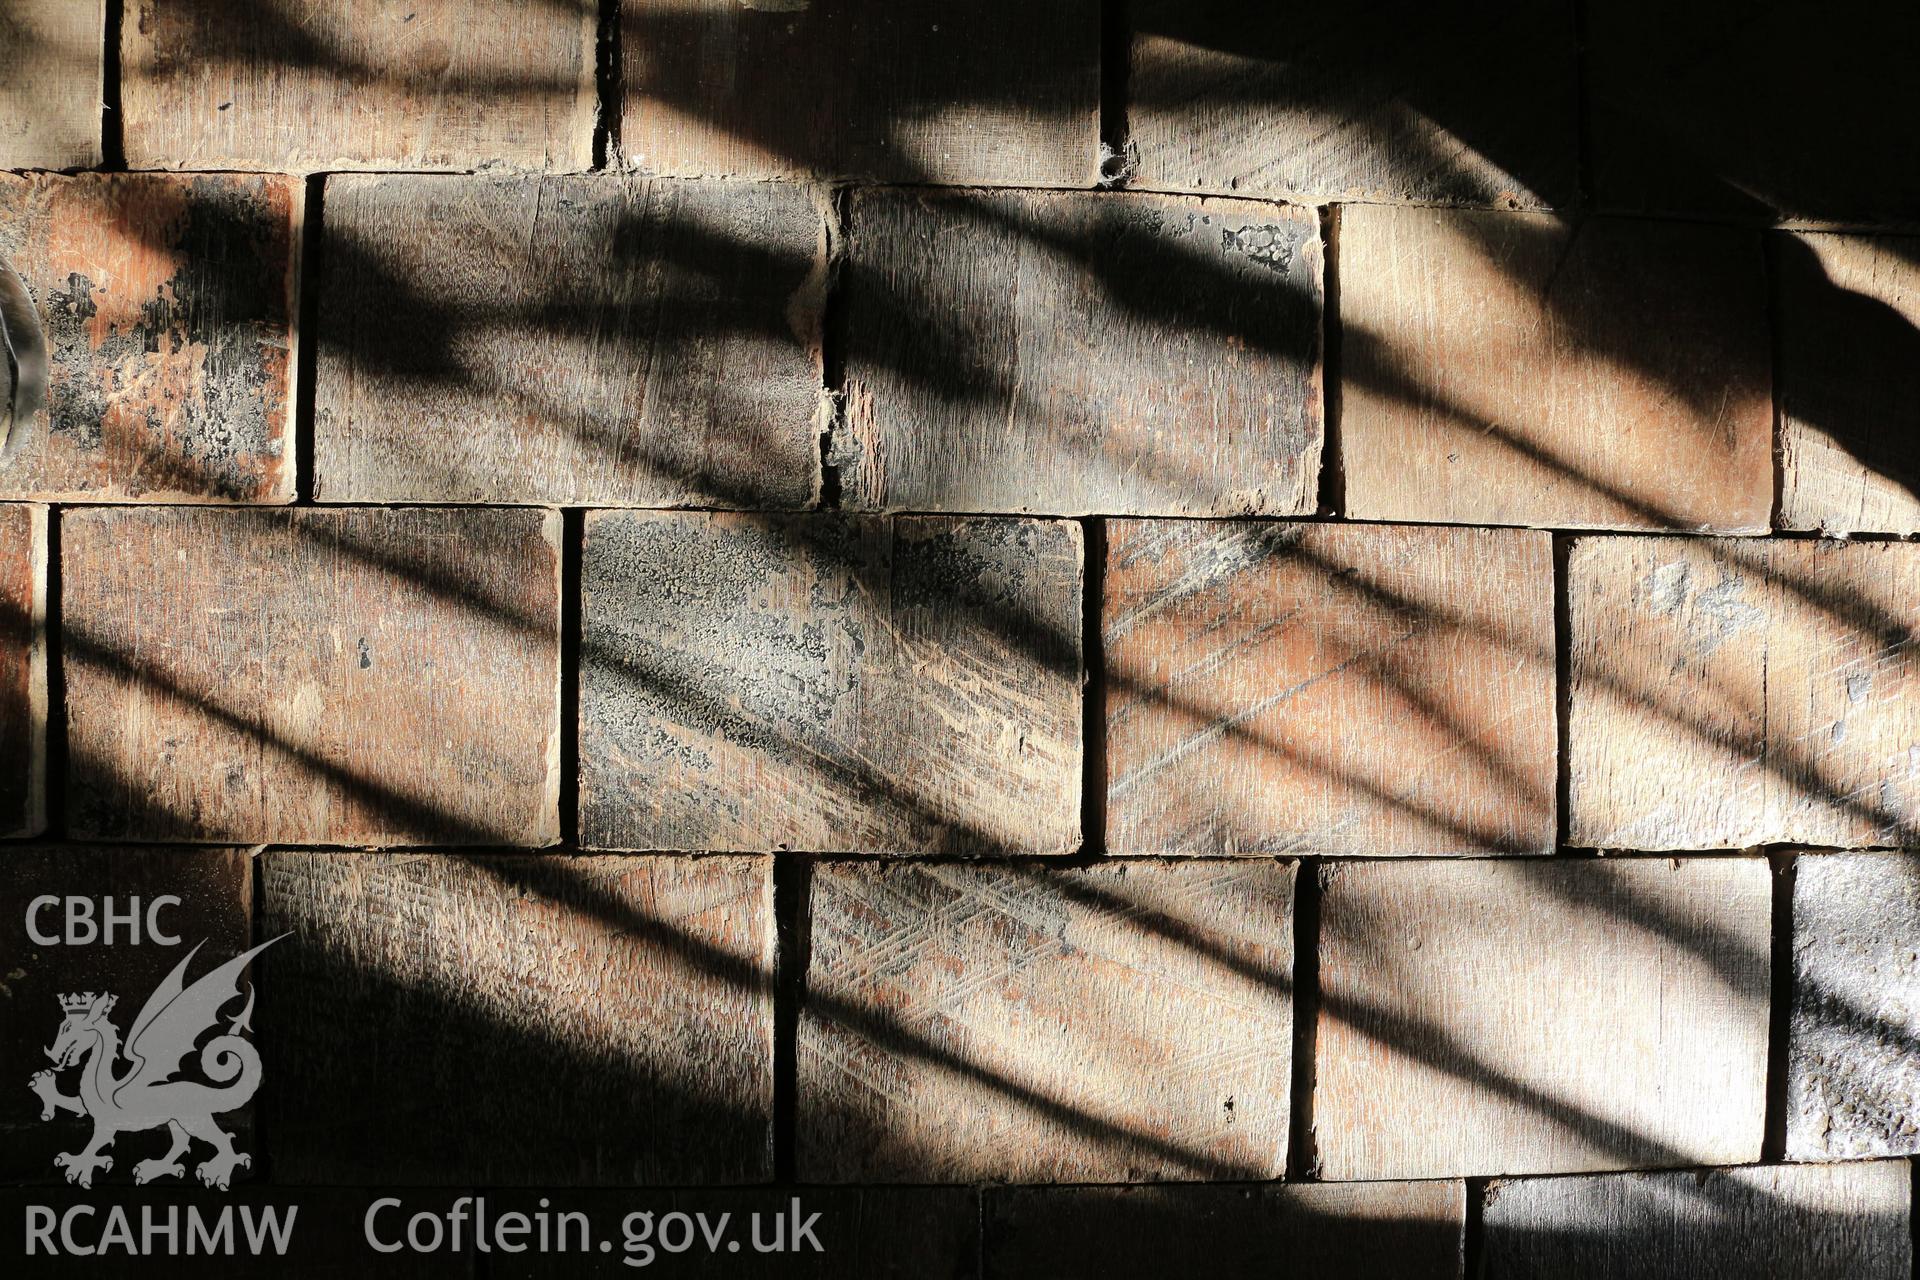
(27, 936), (284, 1190)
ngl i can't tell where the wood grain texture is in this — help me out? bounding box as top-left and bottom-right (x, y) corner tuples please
(798, 860), (1294, 1183)
(315, 174), (825, 506)
(1315, 857), (1770, 1180)
(1129, 0), (1577, 209)
(487, 1188), (979, 1278)
(580, 511), (1081, 854)
(0, 173), (298, 503)
(1585, 1), (1920, 224)
(260, 852), (773, 1185)
(988, 1181), (1463, 1279)
(1105, 520), (1555, 856)
(1483, 1160), (1912, 1280)
(0, 847), (252, 1183)
(621, 0), (1098, 186)
(0, 504), (46, 837)
(62, 507), (561, 846)
(1788, 853), (1920, 1160)
(1568, 537), (1920, 851)
(121, 0), (595, 171)
(839, 188), (1324, 516)
(0, 0), (101, 169)
(1777, 232), (1920, 535)
(1339, 204), (1771, 531)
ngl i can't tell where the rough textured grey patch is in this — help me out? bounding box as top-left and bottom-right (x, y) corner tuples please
(1483, 1161), (1912, 1279)
(987, 1182), (1463, 1279)
(1789, 852), (1920, 1160)
(580, 511), (1082, 854)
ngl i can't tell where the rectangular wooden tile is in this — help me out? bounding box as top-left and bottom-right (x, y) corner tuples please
(484, 1188), (979, 1278)
(1778, 232), (1920, 535)
(621, 0), (1097, 186)
(1569, 537), (1920, 850)
(988, 1182), (1462, 1279)
(260, 852), (773, 1185)
(839, 188), (1323, 517)
(1106, 520), (1555, 856)
(0, 847), (251, 1184)
(1339, 205), (1771, 531)
(1789, 852), (1920, 1160)
(0, 0), (101, 169)
(0, 504), (46, 837)
(580, 511), (1081, 854)
(122, 0), (595, 171)
(0, 173), (298, 503)
(1483, 1162), (1912, 1280)
(1585, 1), (1920, 224)
(1129, 1), (1577, 209)
(798, 860), (1294, 1183)
(62, 507), (561, 846)
(1316, 857), (1770, 1180)
(315, 174), (824, 506)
